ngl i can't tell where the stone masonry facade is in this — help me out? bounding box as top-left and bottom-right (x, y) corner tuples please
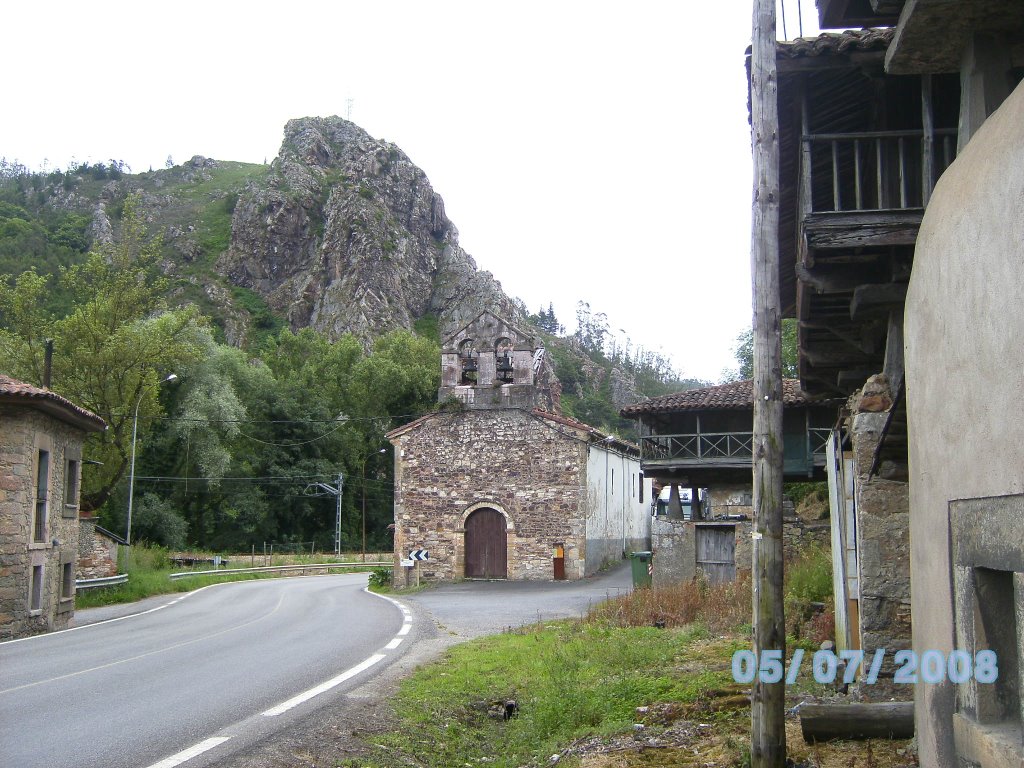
(651, 513), (829, 588)
(846, 376), (911, 694)
(0, 407), (87, 639)
(77, 518), (119, 580)
(390, 408), (589, 582)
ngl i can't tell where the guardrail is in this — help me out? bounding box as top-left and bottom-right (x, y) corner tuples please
(169, 562), (391, 580)
(75, 574), (129, 590)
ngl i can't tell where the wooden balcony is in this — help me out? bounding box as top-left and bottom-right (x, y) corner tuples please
(798, 129), (956, 250)
(639, 427), (831, 478)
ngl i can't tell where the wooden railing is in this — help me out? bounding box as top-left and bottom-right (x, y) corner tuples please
(641, 428), (832, 464)
(802, 129), (956, 213)
(808, 427), (832, 457)
(641, 431), (753, 462)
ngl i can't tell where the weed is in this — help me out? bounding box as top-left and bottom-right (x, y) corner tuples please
(368, 567), (393, 589)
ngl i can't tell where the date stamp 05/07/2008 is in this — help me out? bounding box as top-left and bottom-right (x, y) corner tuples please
(731, 649), (999, 686)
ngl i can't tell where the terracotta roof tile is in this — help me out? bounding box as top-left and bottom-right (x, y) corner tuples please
(0, 374), (106, 431)
(620, 379), (814, 417)
(777, 27), (894, 59)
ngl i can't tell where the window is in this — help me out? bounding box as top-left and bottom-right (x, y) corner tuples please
(61, 561), (75, 600)
(33, 449), (49, 543)
(639, 472), (645, 504)
(63, 458), (80, 518)
(30, 565), (43, 611)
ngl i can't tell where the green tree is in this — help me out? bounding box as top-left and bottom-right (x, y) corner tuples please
(0, 194), (208, 510)
(728, 318), (799, 381)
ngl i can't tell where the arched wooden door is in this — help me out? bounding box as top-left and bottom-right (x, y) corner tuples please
(464, 508), (507, 579)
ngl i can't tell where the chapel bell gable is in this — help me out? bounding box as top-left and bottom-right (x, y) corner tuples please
(439, 312), (544, 410)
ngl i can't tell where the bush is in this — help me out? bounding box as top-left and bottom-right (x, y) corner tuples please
(131, 493), (188, 549)
(588, 572), (751, 633)
(368, 567), (392, 589)
(785, 544), (834, 641)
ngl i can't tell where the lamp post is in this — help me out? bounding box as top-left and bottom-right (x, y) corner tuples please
(126, 373), (177, 547)
(361, 448), (387, 561)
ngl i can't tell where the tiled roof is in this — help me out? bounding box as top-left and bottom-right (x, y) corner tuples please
(777, 27), (894, 59)
(0, 374), (106, 432)
(620, 379), (814, 417)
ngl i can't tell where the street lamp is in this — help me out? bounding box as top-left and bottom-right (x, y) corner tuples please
(126, 373), (177, 547)
(361, 448), (387, 561)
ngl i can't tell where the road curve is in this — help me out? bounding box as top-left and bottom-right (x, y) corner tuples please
(0, 574), (407, 768)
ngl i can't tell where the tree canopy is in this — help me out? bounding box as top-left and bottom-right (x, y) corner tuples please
(0, 194), (440, 550)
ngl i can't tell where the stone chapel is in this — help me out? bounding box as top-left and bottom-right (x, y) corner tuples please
(387, 311), (652, 582)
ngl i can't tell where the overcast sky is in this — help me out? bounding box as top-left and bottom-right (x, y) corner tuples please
(5, 1), (822, 383)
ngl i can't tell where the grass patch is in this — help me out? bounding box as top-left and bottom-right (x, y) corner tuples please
(360, 622), (729, 768)
(344, 573), (913, 767)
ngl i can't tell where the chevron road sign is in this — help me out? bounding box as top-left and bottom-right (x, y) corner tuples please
(409, 549), (430, 561)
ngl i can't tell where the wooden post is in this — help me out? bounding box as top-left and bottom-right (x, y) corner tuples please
(921, 74), (934, 206)
(750, 1), (786, 766)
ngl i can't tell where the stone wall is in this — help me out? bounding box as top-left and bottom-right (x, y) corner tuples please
(846, 376), (912, 693)
(0, 407), (85, 640)
(391, 409), (589, 582)
(77, 519), (119, 580)
(651, 490), (829, 587)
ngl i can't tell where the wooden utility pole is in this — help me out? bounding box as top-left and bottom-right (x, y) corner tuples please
(750, 0), (786, 766)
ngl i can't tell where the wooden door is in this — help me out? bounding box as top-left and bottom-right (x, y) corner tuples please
(696, 525), (736, 584)
(465, 508), (507, 579)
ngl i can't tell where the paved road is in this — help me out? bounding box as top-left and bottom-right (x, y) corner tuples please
(0, 564), (634, 768)
(402, 562), (632, 638)
(0, 574), (406, 768)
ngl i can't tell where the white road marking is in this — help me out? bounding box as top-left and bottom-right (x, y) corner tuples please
(397, 622), (411, 636)
(262, 654), (386, 716)
(385, 638), (403, 650)
(143, 736), (231, 768)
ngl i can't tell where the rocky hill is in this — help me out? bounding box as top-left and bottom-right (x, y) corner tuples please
(217, 117), (520, 345)
(1, 116), (696, 422)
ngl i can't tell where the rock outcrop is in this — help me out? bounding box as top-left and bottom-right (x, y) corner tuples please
(218, 116), (519, 346)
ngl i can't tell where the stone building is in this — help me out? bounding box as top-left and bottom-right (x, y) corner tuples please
(76, 518), (123, 581)
(388, 312), (651, 582)
(0, 375), (106, 639)
(621, 379), (834, 586)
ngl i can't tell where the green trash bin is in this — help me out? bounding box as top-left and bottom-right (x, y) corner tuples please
(629, 551), (653, 588)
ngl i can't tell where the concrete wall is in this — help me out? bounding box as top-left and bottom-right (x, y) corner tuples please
(905, 81), (1024, 767)
(0, 407), (85, 640)
(584, 444), (651, 575)
(391, 409), (647, 582)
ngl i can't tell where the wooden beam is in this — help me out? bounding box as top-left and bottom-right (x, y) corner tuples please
(800, 702), (914, 742)
(802, 346), (876, 368)
(796, 263), (864, 294)
(804, 214), (922, 249)
(850, 283), (908, 318)
(750, 0), (786, 764)
(837, 369), (878, 390)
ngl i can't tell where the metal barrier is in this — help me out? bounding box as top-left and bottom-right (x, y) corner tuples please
(169, 562), (391, 580)
(76, 574), (129, 590)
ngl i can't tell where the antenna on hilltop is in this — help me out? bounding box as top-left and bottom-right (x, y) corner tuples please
(346, 98), (354, 121)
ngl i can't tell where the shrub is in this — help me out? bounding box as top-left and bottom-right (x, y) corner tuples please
(368, 567), (392, 589)
(588, 572), (751, 633)
(131, 493), (188, 549)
